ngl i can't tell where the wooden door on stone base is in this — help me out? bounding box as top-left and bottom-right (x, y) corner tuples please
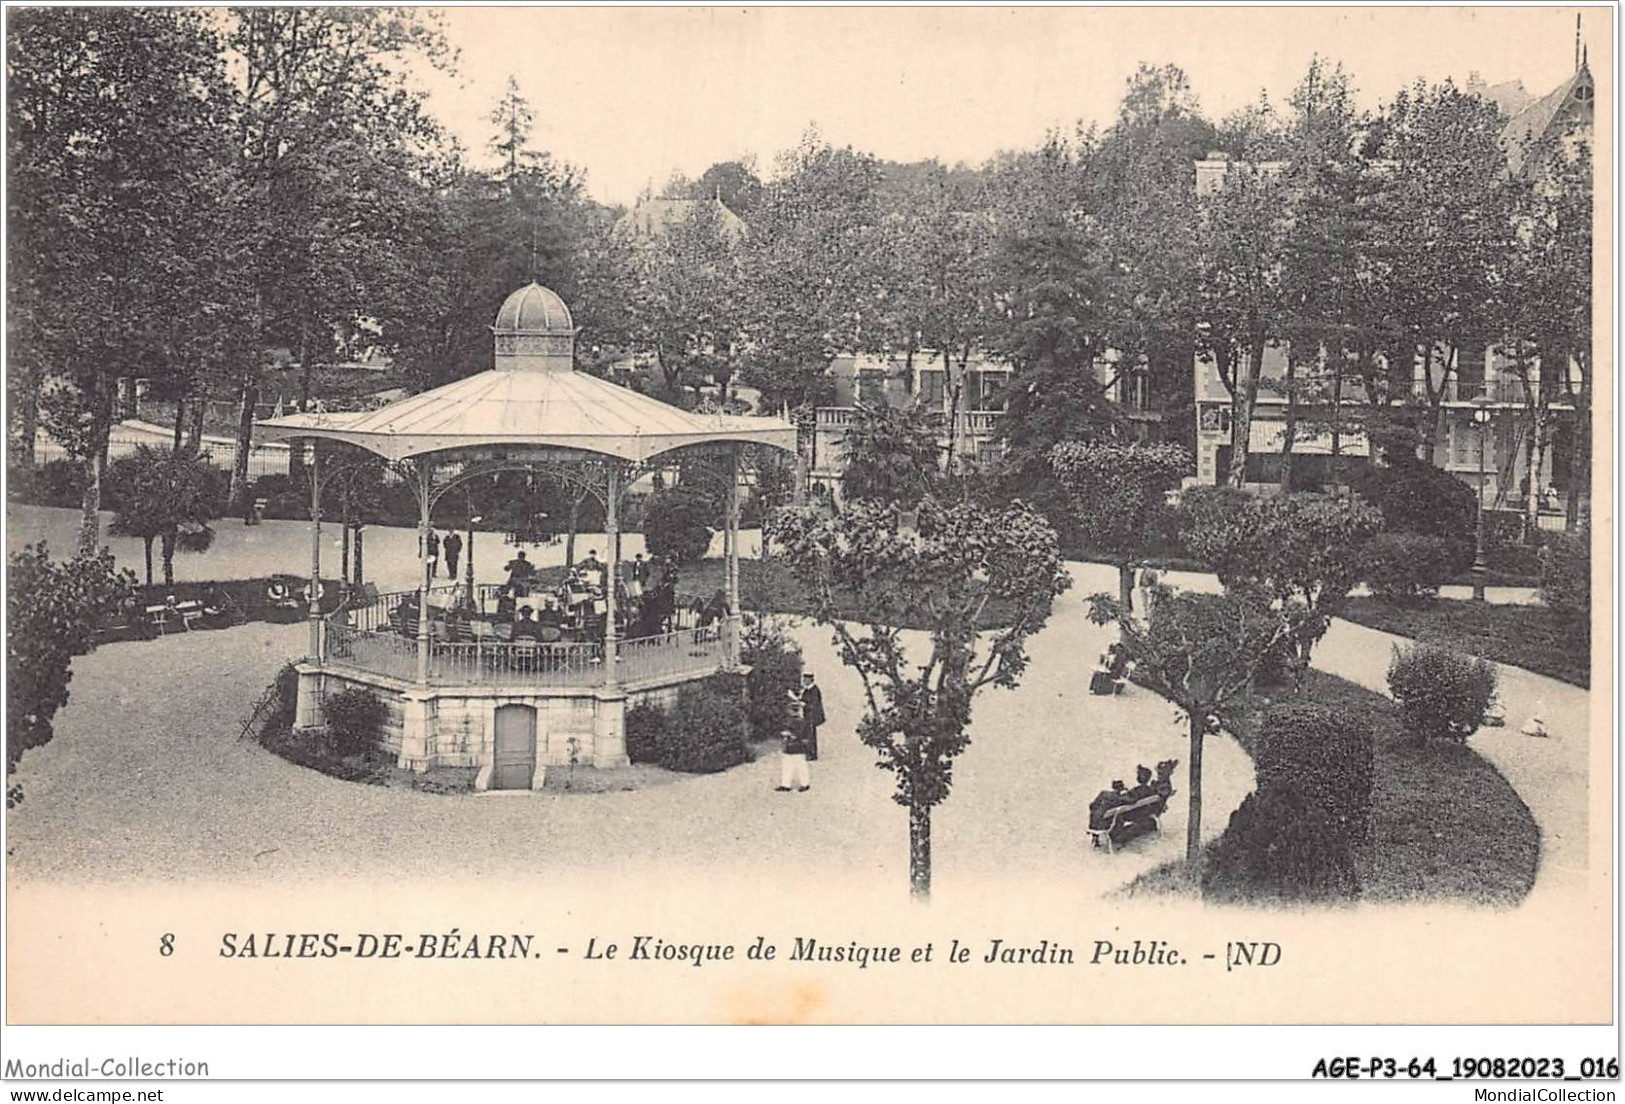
(492, 704), (537, 790)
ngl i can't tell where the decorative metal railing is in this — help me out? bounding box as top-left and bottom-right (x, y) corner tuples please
(323, 585), (735, 689)
(326, 619), (419, 683)
(618, 624), (730, 685)
(427, 638), (605, 687)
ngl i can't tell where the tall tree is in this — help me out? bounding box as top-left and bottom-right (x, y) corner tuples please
(1084, 65), (1213, 440)
(1375, 79), (1514, 464)
(1192, 136), (1292, 488)
(10, 8), (234, 552)
(106, 445), (225, 586)
(740, 132), (889, 410)
(220, 8), (452, 504)
(771, 497), (1070, 898)
(1050, 442), (1191, 617)
(1088, 589), (1291, 862)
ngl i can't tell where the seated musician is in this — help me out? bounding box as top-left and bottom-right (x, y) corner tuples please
(512, 607), (542, 642)
(579, 549), (605, 590)
(495, 587), (518, 620)
(394, 597), (422, 636)
(537, 596), (564, 630)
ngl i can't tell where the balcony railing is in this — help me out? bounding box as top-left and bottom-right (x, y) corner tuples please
(324, 588), (730, 689)
(813, 406), (1004, 436)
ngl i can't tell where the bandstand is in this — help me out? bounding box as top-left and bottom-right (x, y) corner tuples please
(255, 282), (797, 788)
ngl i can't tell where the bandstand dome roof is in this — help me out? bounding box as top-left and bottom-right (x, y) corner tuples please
(254, 283), (796, 465)
(493, 281), (573, 333)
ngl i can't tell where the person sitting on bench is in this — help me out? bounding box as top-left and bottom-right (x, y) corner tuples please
(265, 579), (299, 609)
(1127, 764), (1156, 802)
(1152, 759), (1179, 800)
(1088, 781), (1132, 831)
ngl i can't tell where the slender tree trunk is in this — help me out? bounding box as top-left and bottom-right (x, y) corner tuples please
(15, 362), (39, 468)
(290, 328), (311, 483)
(77, 375), (114, 556)
(1279, 353), (1299, 491)
(1227, 342), (1264, 488)
(565, 494), (580, 568)
(228, 376), (259, 514)
(143, 537), (155, 587)
(161, 531), (176, 587)
(909, 801), (932, 900)
(1186, 712), (1206, 864)
(1118, 562), (1135, 635)
(184, 391), (206, 458)
(172, 397), (186, 450)
(1330, 352), (1343, 486)
(1526, 404), (1548, 531)
(353, 523), (365, 588)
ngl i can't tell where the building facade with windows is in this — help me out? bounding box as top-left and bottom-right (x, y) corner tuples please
(1190, 59), (1591, 531)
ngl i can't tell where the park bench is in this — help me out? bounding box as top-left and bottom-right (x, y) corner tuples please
(145, 600), (206, 634)
(1087, 792), (1170, 854)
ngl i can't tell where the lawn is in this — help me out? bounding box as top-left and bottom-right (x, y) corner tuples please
(1126, 669), (1539, 908)
(1339, 597), (1588, 689)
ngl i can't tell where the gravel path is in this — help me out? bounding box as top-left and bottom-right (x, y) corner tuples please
(1310, 618), (1591, 902)
(5, 562), (1253, 904)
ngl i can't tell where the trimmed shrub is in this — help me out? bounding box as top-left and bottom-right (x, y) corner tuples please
(1364, 532), (1453, 607)
(321, 687), (387, 758)
(624, 702), (668, 766)
(1257, 702), (1375, 843)
(1348, 459), (1476, 569)
(1386, 643), (1498, 744)
(8, 459), (85, 507)
(741, 616), (804, 741)
(1201, 785), (1359, 902)
(1539, 527), (1590, 624)
(659, 677), (749, 773)
(643, 486), (716, 564)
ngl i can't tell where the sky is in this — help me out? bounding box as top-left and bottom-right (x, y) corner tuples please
(414, 5), (1611, 206)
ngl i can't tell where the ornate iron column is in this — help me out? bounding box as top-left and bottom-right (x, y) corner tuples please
(307, 442), (323, 662)
(725, 445), (741, 668)
(604, 463), (620, 689)
(415, 459), (433, 686)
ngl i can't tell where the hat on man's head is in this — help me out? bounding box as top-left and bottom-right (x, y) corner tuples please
(802, 672), (816, 682)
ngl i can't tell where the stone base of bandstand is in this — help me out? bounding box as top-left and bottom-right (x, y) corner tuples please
(292, 662), (693, 786)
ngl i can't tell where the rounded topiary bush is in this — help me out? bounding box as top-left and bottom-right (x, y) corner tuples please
(643, 486), (716, 565)
(1386, 643), (1498, 744)
(1348, 460), (1476, 569)
(1201, 785), (1359, 903)
(659, 677), (749, 773)
(321, 687), (387, 757)
(624, 702), (668, 766)
(1257, 701), (1375, 843)
(1539, 527), (1590, 624)
(1364, 532), (1454, 607)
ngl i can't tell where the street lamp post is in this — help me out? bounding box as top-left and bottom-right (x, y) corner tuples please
(1471, 397), (1493, 602)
